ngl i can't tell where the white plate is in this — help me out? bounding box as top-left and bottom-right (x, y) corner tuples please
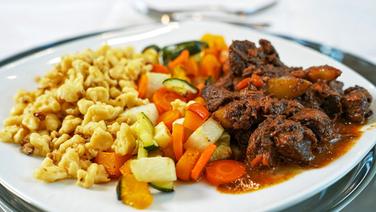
(0, 21), (375, 212)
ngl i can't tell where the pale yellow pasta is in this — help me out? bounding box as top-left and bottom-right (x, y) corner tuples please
(0, 125), (18, 143)
(76, 163), (110, 188)
(170, 99), (188, 116)
(86, 86), (109, 103)
(59, 115), (82, 134)
(58, 148), (81, 177)
(51, 134), (71, 150)
(29, 133), (50, 156)
(45, 114), (61, 131)
(34, 157), (68, 183)
(77, 99), (94, 115)
(3, 116), (22, 126)
(85, 128), (113, 152)
(13, 128), (28, 144)
(75, 121), (107, 136)
(112, 123), (136, 156)
(58, 134), (85, 153)
(1, 44), (153, 188)
(82, 103), (122, 125)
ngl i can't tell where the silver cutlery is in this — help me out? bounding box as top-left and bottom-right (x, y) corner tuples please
(132, 0), (273, 29)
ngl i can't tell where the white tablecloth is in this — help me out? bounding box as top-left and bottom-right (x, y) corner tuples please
(0, 0), (375, 210)
(1, 0), (376, 63)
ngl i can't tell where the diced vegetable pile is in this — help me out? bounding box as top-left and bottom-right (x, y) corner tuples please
(93, 34), (247, 209)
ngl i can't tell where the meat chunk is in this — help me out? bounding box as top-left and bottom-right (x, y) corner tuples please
(246, 116), (316, 167)
(213, 90), (303, 130)
(342, 86), (373, 123)
(204, 39), (373, 169)
(202, 85), (237, 112)
(229, 40), (257, 76)
(228, 40), (285, 77)
(300, 81), (342, 117)
(213, 72), (236, 90)
(292, 108), (334, 144)
(258, 39), (285, 67)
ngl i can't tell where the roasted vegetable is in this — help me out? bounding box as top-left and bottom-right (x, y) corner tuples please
(267, 76), (312, 99)
(142, 44), (161, 53)
(171, 66), (191, 82)
(161, 41), (208, 65)
(117, 168), (153, 209)
(213, 107), (232, 128)
(176, 148), (201, 181)
(184, 118), (224, 152)
(95, 152), (131, 178)
(306, 65), (341, 82)
(153, 122), (172, 148)
(121, 103), (159, 125)
(205, 160), (246, 186)
(137, 141), (148, 159)
(146, 72), (171, 98)
(131, 113), (158, 151)
(130, 157), (177, 182)
(210, 132), (232, 161)
(149, 181), (174, 192)
(163, 78), (198, 96)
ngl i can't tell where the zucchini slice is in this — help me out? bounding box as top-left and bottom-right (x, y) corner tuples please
(163, 78), (198, 96)
(161, 41), (208, 65)
(142, 44), (160, 53)
(137, 140), (148, 159)
(150, 181), (174, 192)
(132, 113), (158, 151)
(116, 177), (122, 200)
(130, 157), (177, 182)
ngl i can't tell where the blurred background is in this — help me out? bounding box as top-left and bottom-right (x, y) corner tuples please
(0, 0), (375, 210)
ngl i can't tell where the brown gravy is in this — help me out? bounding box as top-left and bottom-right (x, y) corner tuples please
(218, 122), (363, 194)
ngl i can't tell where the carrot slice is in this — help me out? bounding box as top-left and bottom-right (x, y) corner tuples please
(191, 144), (216, 181)
(187, 103), (210, 120)
(158, 110), (181, 131)
(168, 50), (190, 69)
(183, 110), (205, 132)
(250, 155), (263, 168)
(250, 73), (264, 88)
(138, 74), (148, 98)
(205, 160), (246, 186)
(152, 88), (186, 113)
(184, 58), (199, 76)
(95, 152), (132, 178)
(172, 124), (185, 161)
(235, 77), (251, 90)
(152, 64), (170, 74)
(176, 148), (201, 181)
(236, 74), (264, 90)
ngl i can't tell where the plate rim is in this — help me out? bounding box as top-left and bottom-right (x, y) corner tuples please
(0, 20), (375, 211)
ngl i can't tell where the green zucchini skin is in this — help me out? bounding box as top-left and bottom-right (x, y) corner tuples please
(161, 41), (208, 65)
(142, 44), (161, 53)
(149, 182), (174, 192)
(116, 177), (122, 201)
(163, 78), (198, 96)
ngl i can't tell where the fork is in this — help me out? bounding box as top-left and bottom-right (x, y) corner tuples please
(132, 0), (273, 29)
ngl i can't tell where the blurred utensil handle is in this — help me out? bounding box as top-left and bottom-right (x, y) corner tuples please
(132, 0), (277, 16)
